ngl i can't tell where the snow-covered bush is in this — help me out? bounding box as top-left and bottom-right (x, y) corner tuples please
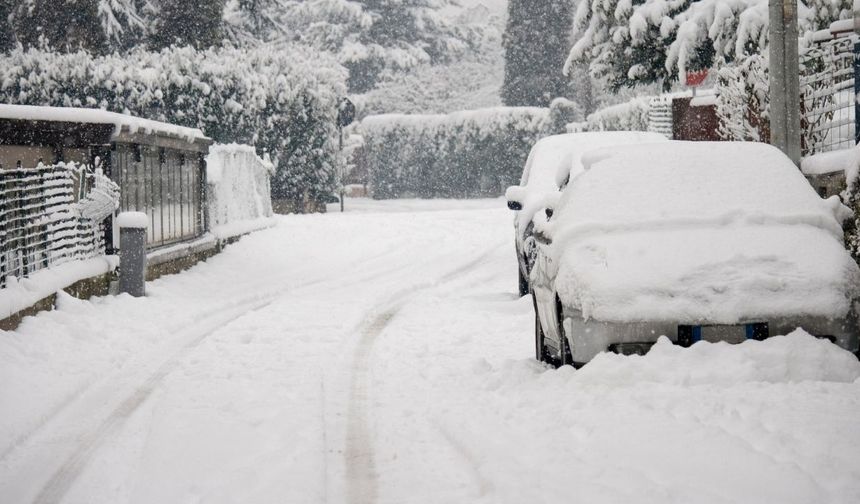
(0, 45), (347, 207)
(358, 107), (553, 198)
(585, 97), (651, 132)
(715, 54), (770, 141)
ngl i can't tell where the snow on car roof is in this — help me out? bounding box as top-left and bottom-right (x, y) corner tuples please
(552, 141), (846, 239)
(513, 131), (668, 230)
(544, 141), (860, 324)
(0, 104), (208, 143)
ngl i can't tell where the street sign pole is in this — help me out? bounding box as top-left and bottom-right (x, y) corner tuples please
(339, 126), (344, 213)
(769, 0), (802, 166)
(336, 98), (356, 213)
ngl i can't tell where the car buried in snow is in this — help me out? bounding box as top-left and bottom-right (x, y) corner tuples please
(530, 141), (860, 367)
(505, 131), (667, 296)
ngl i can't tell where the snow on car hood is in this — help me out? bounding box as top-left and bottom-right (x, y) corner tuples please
(553, 224), (860, 324)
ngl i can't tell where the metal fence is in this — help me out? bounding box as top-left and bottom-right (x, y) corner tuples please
(0, 164), (118, 288)
(800, 36), (857, 157)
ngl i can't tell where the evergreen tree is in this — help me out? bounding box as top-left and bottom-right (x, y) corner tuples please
(149, 0), (226, 50)
(0, 0), (15, 52)
(10, 0), (108, 53)
(569, 0), (851, 92)
(501, 0), (573, 107)
(98, 0), (151, 50)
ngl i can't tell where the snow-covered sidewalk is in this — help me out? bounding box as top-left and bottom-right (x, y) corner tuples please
(1, 198), (859, 504)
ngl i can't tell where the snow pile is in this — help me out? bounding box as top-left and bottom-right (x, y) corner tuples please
(541, 141), (860, 323)
(206, 144), (275, 240)
(802, 143), (860, 181)
(0, 104), (205, 143)
(0, 257), (118, 320)
(358, 107), (552, 198)
(116, 212), (149, 229)
(577, 330), (860, 386)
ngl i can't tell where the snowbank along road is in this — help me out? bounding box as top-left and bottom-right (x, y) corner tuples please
(1, 199), (859, 504)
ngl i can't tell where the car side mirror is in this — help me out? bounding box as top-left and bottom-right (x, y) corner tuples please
(534, 227), (552, 245)
(505, 185), (526, 211)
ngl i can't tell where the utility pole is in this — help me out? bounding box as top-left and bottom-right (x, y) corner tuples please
(854, 0), (860, 145)
(769, 0), (802, 166)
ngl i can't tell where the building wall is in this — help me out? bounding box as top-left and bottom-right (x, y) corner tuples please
(672, 98), (722, 141)
(0, 145), (55, 168)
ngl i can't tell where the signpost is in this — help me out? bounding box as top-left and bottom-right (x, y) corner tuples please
(685, 69), (708, 97)
(337, 98), (356, 212)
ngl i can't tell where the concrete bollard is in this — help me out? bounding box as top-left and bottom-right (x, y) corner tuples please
(117, 212), (149, 297)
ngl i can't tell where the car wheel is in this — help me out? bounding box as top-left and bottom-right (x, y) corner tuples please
(555, 297), (574, 367)
(532, 294), (549, 363)
(518, 267), (529, 297)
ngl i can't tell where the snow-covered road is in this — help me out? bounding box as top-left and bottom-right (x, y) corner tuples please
(2, 199), (860, 504)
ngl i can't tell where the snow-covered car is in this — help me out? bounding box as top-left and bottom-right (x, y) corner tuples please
(506, 131), (667, 296)
(530, 141), (860, 367)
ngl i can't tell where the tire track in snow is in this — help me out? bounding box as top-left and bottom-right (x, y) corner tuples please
(19, 243), (426, 504)
(342, 242), (506, 504)
(30, 295), (282, 504)
(3, 244), (409, 474)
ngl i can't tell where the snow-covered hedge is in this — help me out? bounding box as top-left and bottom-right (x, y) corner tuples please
(358, 107), (552, 198)
(206, 144), (276, 240)
(585, 97), (651, 132)
(0, 45), (347, 206)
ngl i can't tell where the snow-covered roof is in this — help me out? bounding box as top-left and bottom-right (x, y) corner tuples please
(0, 104), (208, 143)
(543, 141), (859, 324)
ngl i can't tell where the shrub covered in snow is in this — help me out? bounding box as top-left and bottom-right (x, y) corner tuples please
(715, 54), (770, 141)
(0, 45), (347, 207)
(584, 96), (651, 132)
(357, 107), (553, 198)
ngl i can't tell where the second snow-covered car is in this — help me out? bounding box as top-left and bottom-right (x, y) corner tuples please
(506, 131), (667, 295)
(531, 141), (860, 367)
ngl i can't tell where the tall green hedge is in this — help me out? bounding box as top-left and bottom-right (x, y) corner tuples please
(358, 107), (553, 198)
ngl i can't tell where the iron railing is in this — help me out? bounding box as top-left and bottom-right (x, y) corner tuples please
(800, 36), (857, 157)
(0, 164), (117, 288)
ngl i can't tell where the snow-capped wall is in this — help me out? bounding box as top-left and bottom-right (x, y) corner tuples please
(206, 144), (275, 240)
(358, 107), (553, 199)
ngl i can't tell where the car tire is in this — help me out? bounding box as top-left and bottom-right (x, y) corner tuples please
(518, 267), (529, 297)
(555, 296), (574, 367)
(532, 294), (546, 362)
